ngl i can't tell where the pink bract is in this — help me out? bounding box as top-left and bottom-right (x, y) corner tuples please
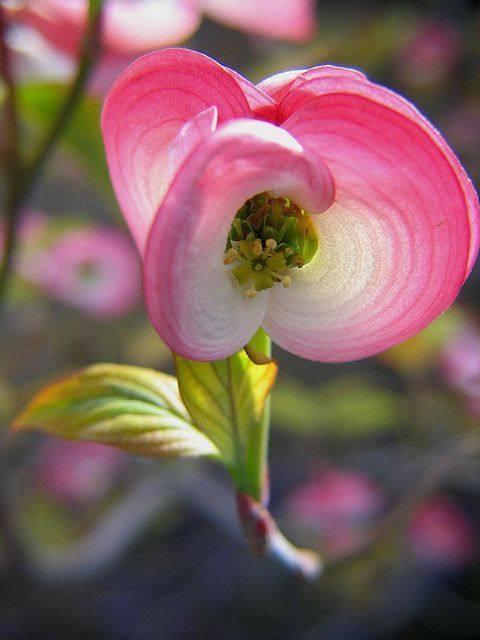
(102, 48), (479, 362)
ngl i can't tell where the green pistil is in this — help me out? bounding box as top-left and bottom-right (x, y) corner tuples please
(224, 192), (318, 296)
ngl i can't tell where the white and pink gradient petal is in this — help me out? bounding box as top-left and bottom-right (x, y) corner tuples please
(101, 48), (252, 253)
(277, 71), (479, 275)
(263, 82), (479, 361)
(144, 119), (335, 361)
(203, 0), (315, 42)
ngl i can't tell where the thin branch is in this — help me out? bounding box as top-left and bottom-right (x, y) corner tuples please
(0, 3), (22, 304)
(20, 0), (104, 198)
(0, 0), (104, 310)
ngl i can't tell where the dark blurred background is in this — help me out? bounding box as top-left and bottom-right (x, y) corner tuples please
(1, 0), (480, 638)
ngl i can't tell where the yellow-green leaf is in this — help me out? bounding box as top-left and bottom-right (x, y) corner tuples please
(14, 363), (218, 458)
(174, 340), (277, 494)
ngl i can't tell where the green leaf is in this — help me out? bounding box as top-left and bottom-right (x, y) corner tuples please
(14, 363), (218, 458)
(174, 343), (277, 496)
(272, 376), (405, 438)
(18, 83), (114, 197)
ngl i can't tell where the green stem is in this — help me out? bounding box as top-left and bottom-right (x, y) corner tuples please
(0, 0), (104, 310)
(244, 328), (272, 503)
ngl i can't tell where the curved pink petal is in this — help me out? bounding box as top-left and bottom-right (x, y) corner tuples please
(263, 78), (479, 362)
(257, 69), (308, 103)
(144, 119), (334, 361)
(166, 106), (218, 191)
(225, 67), (276, 121)
(11, 0), (200, 57)
(258, 66), (367, 108)
(102, 48), (252, 253)
(203, 0), (315, 42)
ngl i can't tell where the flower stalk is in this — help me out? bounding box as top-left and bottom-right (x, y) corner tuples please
(244, 328), (272, 502)
(237, 329), (322, 578)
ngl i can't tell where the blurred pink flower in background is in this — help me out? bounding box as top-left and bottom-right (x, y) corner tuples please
(202, 0), (314, 42)
(395, 19), (463, 87)
(34, 439), (126, 504)
(287, 469), (385, 526)
(1, 213), (141, 319)
(26, 227), (141, 319)
(0, 209), (49, 272)
(438, 316), (480, 417)
(286, 469), (385, 554)
(7, 0), (315, 93)
(444, 103), (480, 155)
(440, 322), (480, 396)
(5, 23), (74, 83)
(407, 495), (478, 570)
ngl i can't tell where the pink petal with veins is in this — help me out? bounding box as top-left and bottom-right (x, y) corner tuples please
(264, 73), (479, 361)
(102, 48), (252, 253)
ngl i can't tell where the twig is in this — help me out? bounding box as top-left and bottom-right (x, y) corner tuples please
(0, 3), (21, 303)
(237, 492), (322, 580)
(0, 0), (104, 311)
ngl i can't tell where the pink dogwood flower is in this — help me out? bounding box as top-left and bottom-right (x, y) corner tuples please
(102, 48), (479, 362)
